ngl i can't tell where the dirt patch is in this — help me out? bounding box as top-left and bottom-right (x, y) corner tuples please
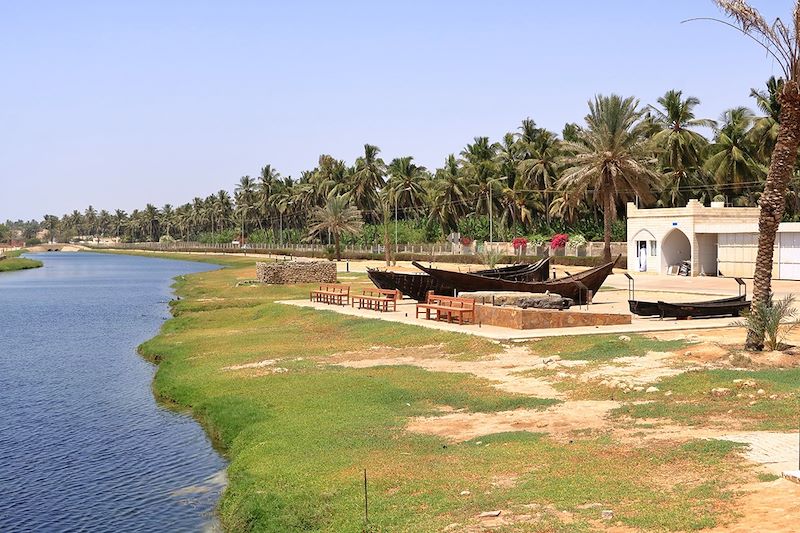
(748, 349), (800, 368)
(705, 479), (800, 532)
(675, 342), (731, 364)
(328, 344), (447, 363)
(334, 344), (576, 399)
(652, 331), (800, 368)
(222, 359), (276, 371)
(406, 400), (620, 442)
(651, 328), (747, 346)
(614, 422), (739, 445)
(580, 351), (695, 386)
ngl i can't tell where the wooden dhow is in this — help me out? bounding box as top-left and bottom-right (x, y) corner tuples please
(411, 256), (619, 304)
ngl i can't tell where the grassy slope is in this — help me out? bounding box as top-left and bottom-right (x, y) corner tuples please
(132, 252), (756, 532)
(0, 249), (42, 272)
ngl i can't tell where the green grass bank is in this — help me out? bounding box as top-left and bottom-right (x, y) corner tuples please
(0, 249), (43, 272)
(122, 250), (769, 532)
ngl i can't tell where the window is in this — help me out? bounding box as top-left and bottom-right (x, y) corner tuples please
(650, 240), (657, 256)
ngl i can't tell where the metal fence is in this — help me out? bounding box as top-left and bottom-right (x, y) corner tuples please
(86, 240), (627, 257)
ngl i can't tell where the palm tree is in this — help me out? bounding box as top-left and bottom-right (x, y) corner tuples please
(235, 176), (256, 240)
(518, 127), (561, 222)
(649, 90), (714, 206)
(429, 154), (472, 233)
(559, 94), (662, 261)
(174, 205), (192, 240)
(460, 137), (500, 215)
(495, 132), (523, 187)
(748, 76), (783, 162)
(307, 196), (363, 261)
(160, 204), (174, 238)
(213, 190), (233, 235)
(703, 107), (763, 198)
(84, 206), (97, 238)
(112, 209), (127, 240)
(143, 204), (159, 241)
(385, 156), (428, 216)
(351, 144), (386, 222)
(256, 165), (280, 231)
(707, 1), (800, 350)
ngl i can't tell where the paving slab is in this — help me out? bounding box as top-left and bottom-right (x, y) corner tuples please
(719, 432), (800, 474)
(279, 298), (743, 341)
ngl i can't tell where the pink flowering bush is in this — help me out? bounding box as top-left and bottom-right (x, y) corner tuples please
(512, 237), (528, 250)
(550, 233), (569, 249)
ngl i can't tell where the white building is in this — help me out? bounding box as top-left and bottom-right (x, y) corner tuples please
(626, 199), (800, 280)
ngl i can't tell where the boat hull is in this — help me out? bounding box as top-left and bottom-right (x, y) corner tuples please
(366, 258), (550, 301)
(629, 295), (746, 317)
(657, 299), (751, 319)
(412, 256), (619, 304)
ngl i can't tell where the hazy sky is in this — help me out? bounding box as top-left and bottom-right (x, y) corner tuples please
(0, 1), (789, 220)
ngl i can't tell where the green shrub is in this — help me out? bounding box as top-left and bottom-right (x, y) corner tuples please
(735, 294), (799, 351)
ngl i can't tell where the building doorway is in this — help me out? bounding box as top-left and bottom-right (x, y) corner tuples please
(662, 228), (691, 274)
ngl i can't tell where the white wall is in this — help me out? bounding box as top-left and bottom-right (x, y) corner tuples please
(695, 233), (718, 276)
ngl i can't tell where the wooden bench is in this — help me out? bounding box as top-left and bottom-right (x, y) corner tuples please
(310, 283), (350, 306)
(416, 292), (475, 325)
(352, 288), (401, 312)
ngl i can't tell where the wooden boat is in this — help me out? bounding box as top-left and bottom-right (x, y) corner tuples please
(411, 256), (619, 304)
(656, 298), (751, 319)
(366, 258), (550, 302)
(366, 270), (438, 302)
(469, 258), (550, 282)
(629, 295), (746, 317)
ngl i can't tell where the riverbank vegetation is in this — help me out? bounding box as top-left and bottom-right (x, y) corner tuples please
(0, 250), (42, 272)
(134, 254), (785, 531)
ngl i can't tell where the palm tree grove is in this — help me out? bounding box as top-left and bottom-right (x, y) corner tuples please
(23, 85), (795, 264)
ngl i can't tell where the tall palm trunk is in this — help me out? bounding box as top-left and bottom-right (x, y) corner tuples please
(746, 83), (800, 350)
(334, 233), (342, 261)
(603, 192), (612, 262)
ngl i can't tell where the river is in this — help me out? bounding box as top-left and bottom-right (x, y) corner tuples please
(0, 252), (226, 532)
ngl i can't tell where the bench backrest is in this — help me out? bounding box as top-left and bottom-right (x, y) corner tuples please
(318, 283), (349, 294)
(425, 292), (474, 309)
(362, 288), (401, 300)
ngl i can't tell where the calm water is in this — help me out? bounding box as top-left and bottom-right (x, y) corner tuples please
(0, 252), (227, 532)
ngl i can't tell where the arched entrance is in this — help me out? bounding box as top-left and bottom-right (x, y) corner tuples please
(631, 229), (657, 272)
(662, 228), (691, 274)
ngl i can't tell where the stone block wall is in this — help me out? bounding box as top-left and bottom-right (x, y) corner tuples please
(474, 304), (631, 330)
(256, 261), (337, 284)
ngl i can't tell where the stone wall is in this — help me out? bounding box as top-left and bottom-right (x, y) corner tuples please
(256, 261), (337, 284)
(474, 304), (630, 330)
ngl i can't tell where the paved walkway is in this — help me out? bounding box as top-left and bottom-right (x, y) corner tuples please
(280, 298), (742, 341)
(720, 432), (800, 475)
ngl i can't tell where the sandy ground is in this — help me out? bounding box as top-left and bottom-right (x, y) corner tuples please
(333, 344), (574, 398)
(405, 400), (621, 442)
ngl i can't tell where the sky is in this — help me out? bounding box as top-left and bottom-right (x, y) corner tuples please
(0, 1), (790, 221)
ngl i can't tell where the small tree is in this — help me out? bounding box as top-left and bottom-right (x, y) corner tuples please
(308, 196), (363, 261)
(735, 294), (799, 351)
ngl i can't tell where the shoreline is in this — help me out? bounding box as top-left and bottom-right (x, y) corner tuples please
(0, 250), (43, 273)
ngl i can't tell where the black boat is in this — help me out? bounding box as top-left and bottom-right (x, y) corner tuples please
(412, 256), (619, 304)
(366, 270), (437, 301)
(366, 258), (550, 302)
(656, 298), (751, 319)
(629, 295), (746, 317)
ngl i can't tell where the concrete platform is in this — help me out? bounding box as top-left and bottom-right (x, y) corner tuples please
(279, 296), (744, 341)
(719, 432), (800, 475)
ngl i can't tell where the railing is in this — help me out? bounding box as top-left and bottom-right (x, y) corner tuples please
(85, 240), (627, 257)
